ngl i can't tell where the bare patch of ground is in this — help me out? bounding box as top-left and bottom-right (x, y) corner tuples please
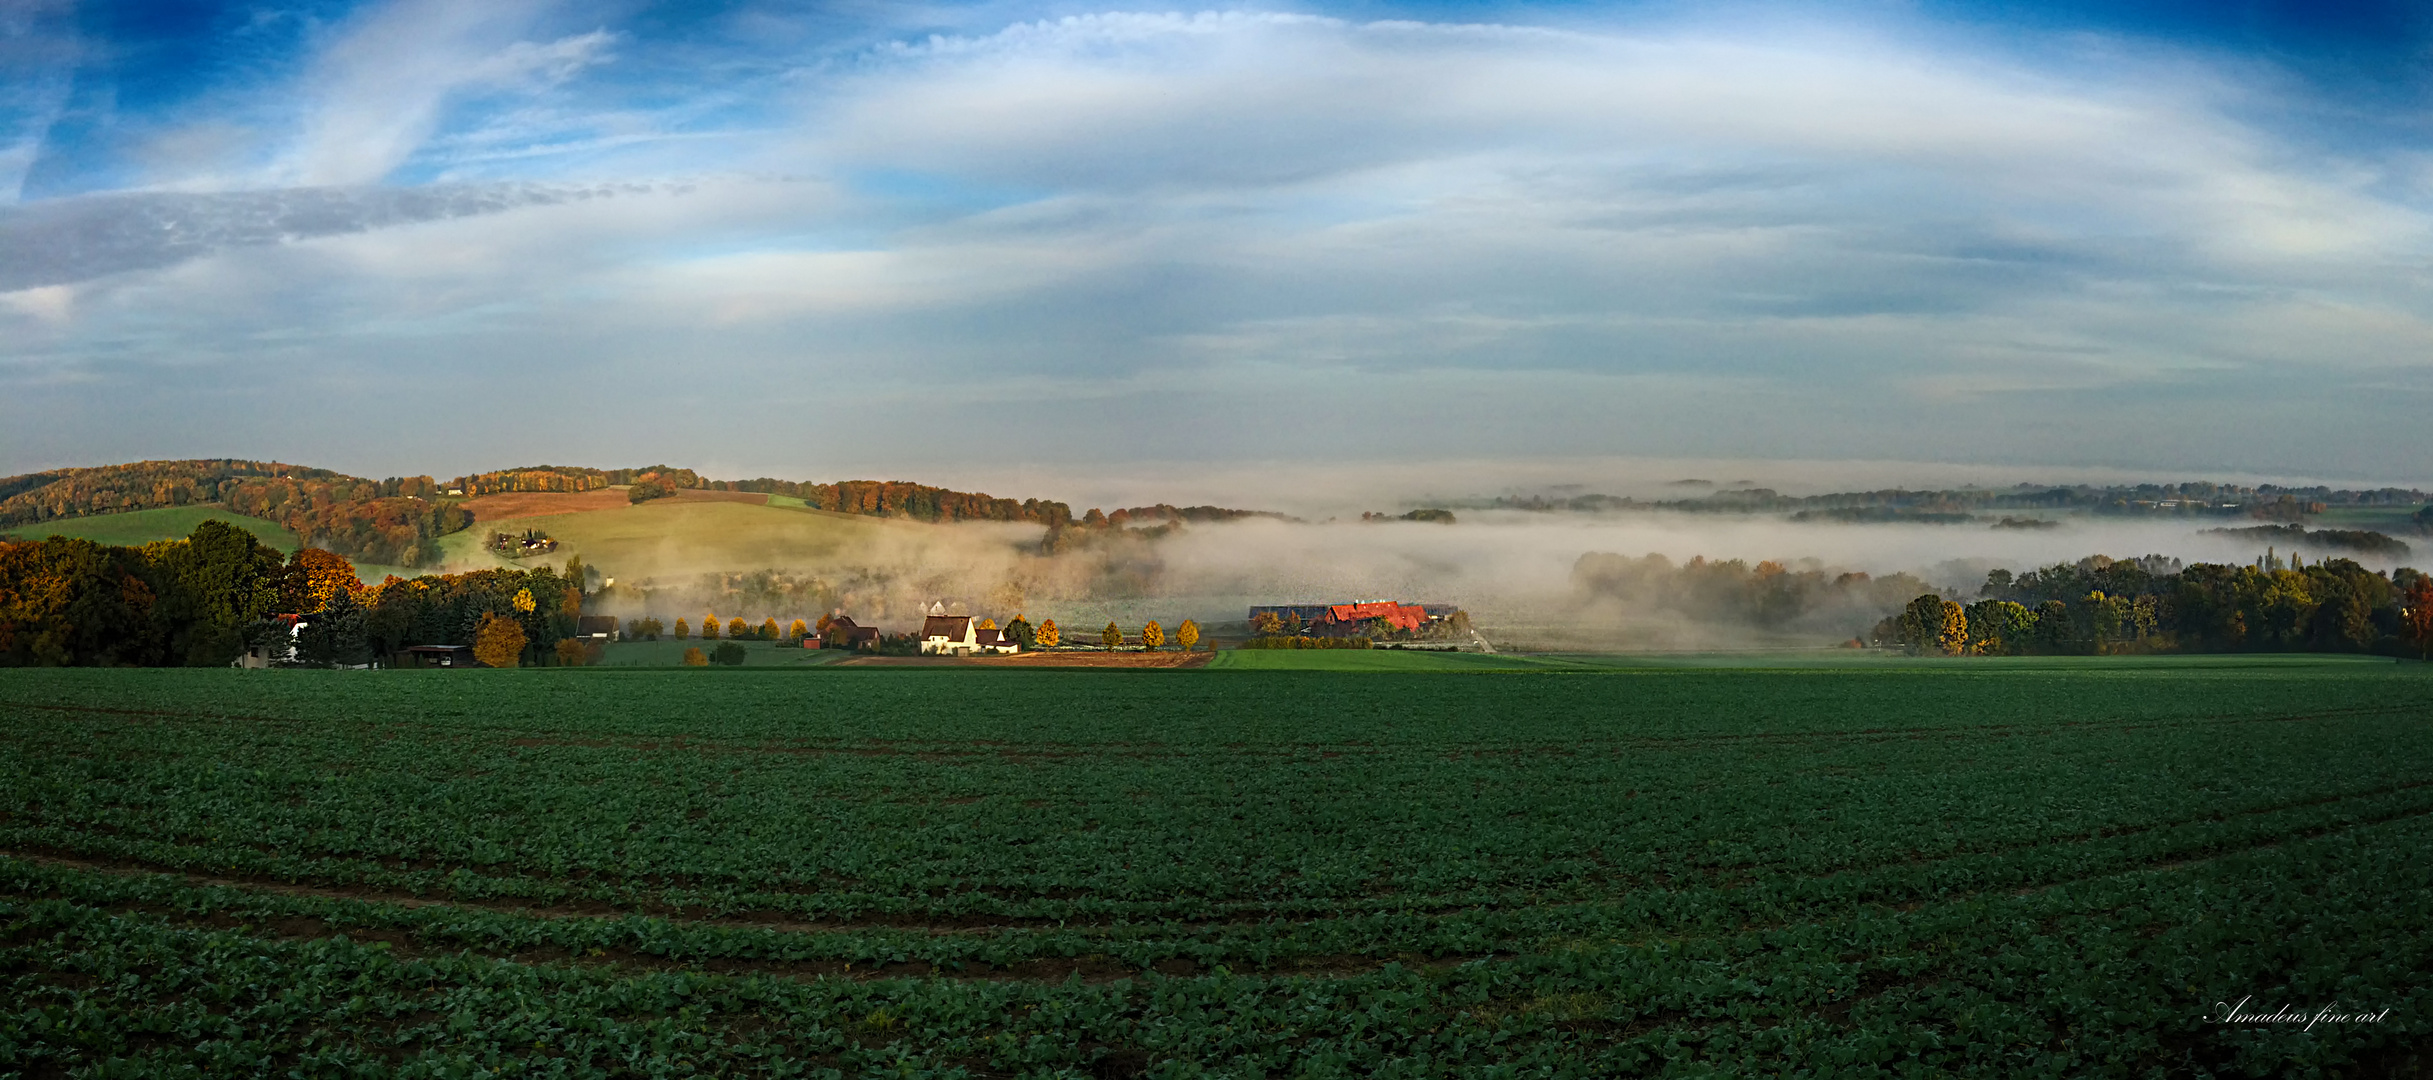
(836, 652), (1213, 669)
(461, 488), (769, 522)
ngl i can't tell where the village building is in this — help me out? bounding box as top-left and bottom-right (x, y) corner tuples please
(821, 616), (882, 650)
(576, 615), (618, 640)
(920, 602), (1019, 655)
(397, 645), (477, 668)
(235, 614), (304, 668)
(1248, 600), (1452, 636)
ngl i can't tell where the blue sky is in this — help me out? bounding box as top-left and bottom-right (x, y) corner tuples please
(3, 0), (2430, 496)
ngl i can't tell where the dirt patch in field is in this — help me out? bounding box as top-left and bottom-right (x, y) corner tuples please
(836, 652), (1213, 669)
(460, 488), (769, 522)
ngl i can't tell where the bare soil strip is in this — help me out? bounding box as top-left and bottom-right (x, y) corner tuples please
(459, 487), (769, 521)
(835, 652), (1214, 668)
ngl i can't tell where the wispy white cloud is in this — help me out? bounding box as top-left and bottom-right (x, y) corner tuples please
(282, 0), (615, 186)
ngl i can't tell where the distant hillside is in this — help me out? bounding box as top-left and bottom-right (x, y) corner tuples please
(0, 459), (468, 567)
(2201, 524), (2412, 560)
(1491, 481), (2431, 521)
(0, 459), (1279, 568)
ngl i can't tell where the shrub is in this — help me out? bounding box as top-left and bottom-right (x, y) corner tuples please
(681, 646), (708, 667)
(710, 642), (747, 666)
(1241, 635), (1371, 650)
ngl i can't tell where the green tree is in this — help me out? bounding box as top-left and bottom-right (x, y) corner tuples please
(142, 520), (285, 665)
(1963, 600), (2034, 656)
(296, 588), (372, 667)
(1101, 621), (1122, 650)
(711, 641), (747, 665)
(0, 537), (165, 667)
(672, 618), (690, 640)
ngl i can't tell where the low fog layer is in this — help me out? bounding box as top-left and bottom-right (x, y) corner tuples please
(829, 457), (2414, 523)
(576, 508), (2410, 650)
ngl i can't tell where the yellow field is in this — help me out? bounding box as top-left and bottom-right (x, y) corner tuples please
(433, 496), (966, 581)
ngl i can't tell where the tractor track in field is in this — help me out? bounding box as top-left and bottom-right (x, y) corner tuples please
(11, 804), (2429, 993)
(8, 780), (2431, 984)
(9, 772), (2429, 923)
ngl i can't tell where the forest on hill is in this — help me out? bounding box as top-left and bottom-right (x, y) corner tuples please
(0, 459), (1271, 569)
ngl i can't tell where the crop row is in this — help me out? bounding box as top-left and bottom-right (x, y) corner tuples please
(6, 807), (2426, 1077)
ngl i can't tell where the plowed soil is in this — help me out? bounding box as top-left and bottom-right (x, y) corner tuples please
(461, 488), (770, 521)
(838, 652), (1213, 668)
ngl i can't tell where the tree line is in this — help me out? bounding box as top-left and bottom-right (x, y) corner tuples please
(1877, 553), (2433, 658)
(0, 521), (592, 668)
(1570, 552), (1937, 637)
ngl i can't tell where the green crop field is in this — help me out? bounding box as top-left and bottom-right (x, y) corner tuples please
(0, 505), (299, 552)
(3, 662), (2429, 1077)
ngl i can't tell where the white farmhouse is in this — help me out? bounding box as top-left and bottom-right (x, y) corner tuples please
(919, 601), (1019, 655)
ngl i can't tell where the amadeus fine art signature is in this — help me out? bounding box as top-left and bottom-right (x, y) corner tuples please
(2208, 996), (2394, 1031)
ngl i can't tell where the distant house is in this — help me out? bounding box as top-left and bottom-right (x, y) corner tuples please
(1249, 600), (1445, 636)
(236, 614), (304, 669)
(575, 615), (618, 640)
(822, 617), (881, 650)
(921, 611), (977, 655)
(919, 601), (1019, 655)
(398, 645), (477, 668)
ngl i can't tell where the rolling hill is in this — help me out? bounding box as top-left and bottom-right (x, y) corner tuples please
(433, 492), (969, 579)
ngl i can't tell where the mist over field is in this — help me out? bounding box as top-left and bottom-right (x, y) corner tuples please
(573, 502), (2410, 649)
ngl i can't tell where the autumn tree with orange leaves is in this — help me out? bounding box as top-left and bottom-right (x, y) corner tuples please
(278, 548), (360, 614)
(2406, 576), (2433, 661)
(473, 612), (525, 668)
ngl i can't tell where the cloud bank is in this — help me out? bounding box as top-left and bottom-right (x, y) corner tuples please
(2, 2), (2429, 484)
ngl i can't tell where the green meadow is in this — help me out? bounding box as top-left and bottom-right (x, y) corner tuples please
(0, 504), (298, 552)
